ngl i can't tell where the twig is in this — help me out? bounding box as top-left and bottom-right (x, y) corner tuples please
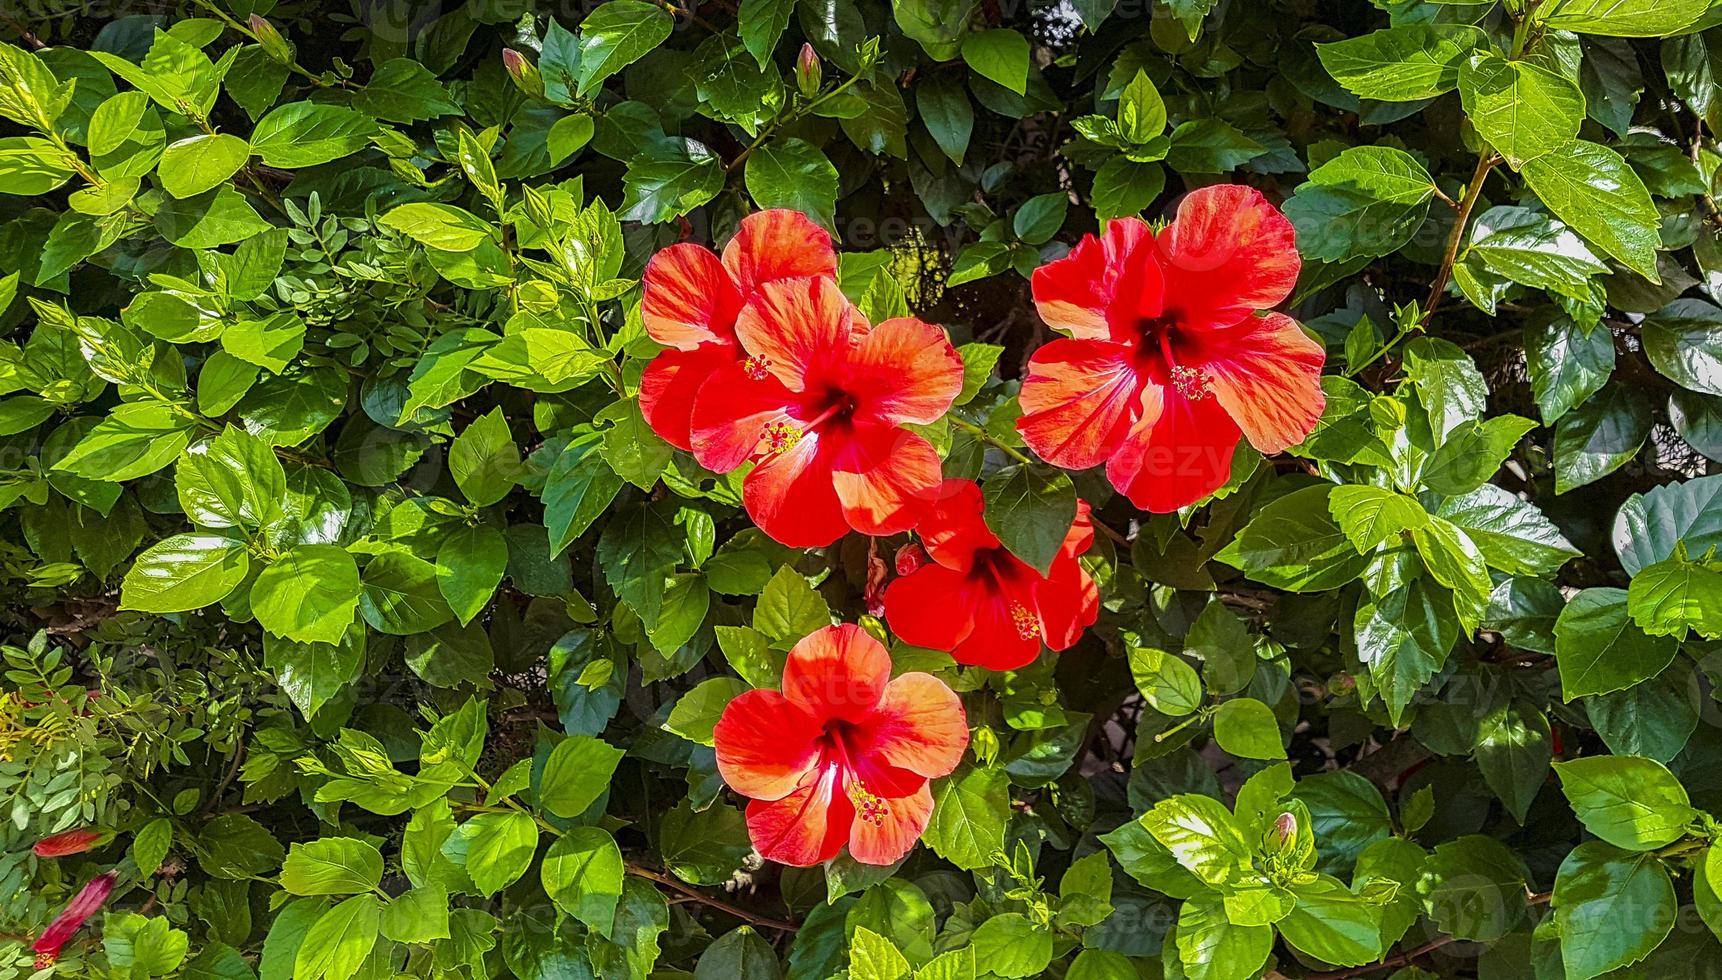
(1422, 153), (1500, 322)
(624, 864), (798, 932)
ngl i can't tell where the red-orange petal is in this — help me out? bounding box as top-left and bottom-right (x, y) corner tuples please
(713, 689), (826, 802)
(32, 829), (105, 858)
(1031, 217), (1154, 340)
(642, 244), (745, 350)
(1158, 185), (1300, 332)
(742, 430), (850, 547)
(913, 479), (999, 571)
(831, 424), (944, 537)
(722, 209), (839, 297)
(884, 563), (979, 653)
(1017, 338), (1144, 471)
(782, 624), (890, 723)
(1033, 552), (1100, 652)
(846, 779), (934, 866)
(639, 344), (736, 451)
(955, 583), (1044, 671)
(689, 363), (797, 473)
(745, 764), (852, 866)
(1196, 312), (1327, 454)
(847, 317), (964, 427)
(860, 672), (968, 779)
(734, 277), (866, 391)
(1106, 383), (1242, 512)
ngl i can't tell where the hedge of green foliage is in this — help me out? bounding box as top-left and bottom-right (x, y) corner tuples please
(4, 0), (1722, 977)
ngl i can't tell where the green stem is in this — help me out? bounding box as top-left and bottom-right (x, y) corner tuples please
(949, 415), (1036, 466)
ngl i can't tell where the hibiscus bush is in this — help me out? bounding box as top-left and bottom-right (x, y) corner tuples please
(6, 0), (1722, 976)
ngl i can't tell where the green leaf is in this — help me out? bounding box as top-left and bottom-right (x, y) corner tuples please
(1215, 485), (1370, 591)
(1355, 576), (1458, 726)
(360, 552), (455, 636)
(576, 1), (674, 96)
(744, 138), (838, 230)
(1521, 139), (1660, 279)
(1284, 146), (1435, 262)
(1526, 315), (1615, 423)
(293, 894), (379, 980)
(1420, 414), (1536, 496)
(1163, 118), (1263, 173)
(1536, 0), (1710, 36)
(664, 677), (747, 747)
(1174, 894), (1272, 980)
(1627, 553), (1722, 640)
(1459, 53), (1585, 167)
(543, 827), (625, 933)
(250, 102), (376, 168)
(1553, 842), (1676, 980)
(661, 802), (752, 886)
(1553, 384), (1652, 493)
(352, 59), (459, 123)
(281, 838), (384, 896)
(1316, 24), (1485, 100)
(1614, 473), (1722, 575)
(1139, 794), (1252, 888)
(54, 401), (198, 482)
(448, 811), (537, 896)
(1212, 698), (1283, 760)
(621, 138), (725, 224)
(1276, 875), (1384, 967)
(379, 203), (495, 252)
(1642, 298), (1722, 396)
(1126, 640), (1203, 717)
(1415, 835), (1528, 942)
(158, 133), (251, 199)
(738, 0), (795, 67)
(922, 766), (1009, 870)
(252, 544), (361, 645)
(448, 407), (520, 507)
(1329, 484), (1428, 552)
(969, 913), (1051, 979)
(916, 74), (973, 166)
(120, 532), (250, 613)
(436, 525), (508, 626)
(1474, 699), (1552, 824)
(379, 884), (451, 944)
(981, 463), (1078, 576)
(1554, 587), (1678, 699)
(1462, 206), (1610, 303)
(1436, 485), (1581, 577)
(961, 29), (1029, 95)
(540, 735), (625, 818)
(696, 927), (782, 980)
(544, 430), (624, 557)
(177, 426), (287, 530)
(1554, 755), (1696, 851)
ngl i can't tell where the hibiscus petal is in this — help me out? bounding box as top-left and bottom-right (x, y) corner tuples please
(1158, 185), (1300, 332)
(713, 689), (826, 801)
(860, 672), (968, 779)
(955, 585), (1043, 671)
(735, 277), (866, 391)
(642, 244), (744, 349)
(689, 363), (798, 473)
(914, 479), (998, 571)
(1017, 338), (1144, 470)
(742, 429), (851, 547)
(1196, 312), (1328, 454)
(1106, 383), (1242, 513)
(722, 209), (839, 296)
(846, 780), (934, 866)
(847, 318), (964, 426)
(1060, 499), (1095, 562)
(640, 345), (736, 451)
(1031, 217), (1155, 339)
(1033, 553), (1100, 652)
(782, 623), (891, 722)
(831, 424), (944, 537)
(746, 765), (852, 866)
(884, 563), (980, 653)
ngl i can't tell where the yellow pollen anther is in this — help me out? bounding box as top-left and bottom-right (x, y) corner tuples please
(742, 355), (772, 381)
(1010, 601), (1041, 641)
(1171, 364), (1213, 401)
(847, 781), (890, 825)
(761, 421), (803, 454)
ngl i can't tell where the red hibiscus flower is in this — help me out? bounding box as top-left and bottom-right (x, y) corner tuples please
(712, 624), (968, 866)
(32, 871), (117, 965)
(884, 480), (1099, 671)
(639, 209), (838, 450)
(33, 828), (106, 858)
(1018, 185), (1325, 512)
(689, 276), (963, 547)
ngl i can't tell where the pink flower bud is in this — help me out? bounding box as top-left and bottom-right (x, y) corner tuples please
(1273, 811), (1297, 845)
(33, 829), (104, 858)
(796, 43), (822, 97)
(503, 49), (545, 99)
(248, 15), (293, 65)
(894, 543), (928, 576)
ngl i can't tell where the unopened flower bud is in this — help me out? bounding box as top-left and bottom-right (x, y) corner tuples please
(1273, 811), (1297, 846)
(502, 49), (544, 99)
(796, 43), (822, 98)
(894, 542), (928, 576)
(248, 15), (293, 65)
(33, 828), (105, 858)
